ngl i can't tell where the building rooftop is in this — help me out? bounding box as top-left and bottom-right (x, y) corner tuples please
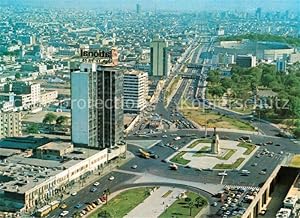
(0, 146), (104, 194)
(0, 137), (51, 150)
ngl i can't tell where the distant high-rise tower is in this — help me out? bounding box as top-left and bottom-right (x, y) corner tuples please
(255, 8), (262, 20)
(71, 63), (124, 149)
(136, 3), (141, 14)
(150, 35), (169, 77)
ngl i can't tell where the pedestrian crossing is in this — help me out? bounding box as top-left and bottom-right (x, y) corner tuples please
(225, 185), (260, 192)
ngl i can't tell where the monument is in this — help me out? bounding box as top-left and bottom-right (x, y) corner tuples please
(211, 127), (220, 154)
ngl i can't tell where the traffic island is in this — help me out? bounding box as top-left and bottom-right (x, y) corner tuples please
(168, 139), (257, 170)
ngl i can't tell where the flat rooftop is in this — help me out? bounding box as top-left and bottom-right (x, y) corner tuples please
(0, 147), (103, 194)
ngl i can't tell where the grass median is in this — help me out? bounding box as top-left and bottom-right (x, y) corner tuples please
(238, 142), (256, 155)
(170, 151), (190, 165)
(88, 187), (153, 218)
(213, 158), (245, 170)
(187, 139), (213, 148)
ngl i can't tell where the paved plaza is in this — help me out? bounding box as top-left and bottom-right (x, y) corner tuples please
(168, 139), (258, 170)
(124, 187), (184, 218)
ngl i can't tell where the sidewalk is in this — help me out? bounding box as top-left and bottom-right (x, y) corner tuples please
(61, 151), (134, 202)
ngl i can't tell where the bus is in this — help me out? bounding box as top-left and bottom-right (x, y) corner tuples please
(49, 200), (60, 210)
(139, 149), (150, 159)
(36, 201), (60, 217)
(36, 205), (51, 218)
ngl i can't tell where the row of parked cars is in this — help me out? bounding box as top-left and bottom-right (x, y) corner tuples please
(216, 186), (259, 218)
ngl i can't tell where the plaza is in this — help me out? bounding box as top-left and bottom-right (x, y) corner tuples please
(168, 139), (258, 170)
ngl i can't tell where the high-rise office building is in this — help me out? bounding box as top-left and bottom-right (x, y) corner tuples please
(150, 35), (169, 77)
(136, 3), (141, 14)
(97, 66), (124, 148)
(123, 70), (148, 113)
(255, 8), (262, 20)
(71, 63), (124, 149)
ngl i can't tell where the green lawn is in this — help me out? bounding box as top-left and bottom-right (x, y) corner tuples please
(164, 76), (181, 105)
(289, 155), (300, 168)
(193, 146), (210, 157)
(237, 143), (256, 155)
(213, 158), (245, 169)
(219, 149), (236, 160)
(159, 192), (207, 218)
(188, 139), (213, 149)
(181, 109), (254, 131)
(170, 151), (190, 165)
(88, 187), (153, 218)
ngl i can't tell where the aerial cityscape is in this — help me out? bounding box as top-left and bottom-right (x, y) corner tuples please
(0, 0), (300, 218)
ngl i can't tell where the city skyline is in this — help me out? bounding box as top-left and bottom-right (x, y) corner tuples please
(1, 0), (300, 12)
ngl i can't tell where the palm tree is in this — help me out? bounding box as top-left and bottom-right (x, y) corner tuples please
(195, 196), (205, 208)
(103, 189), (110, 205)
(188, 200), (195, 216)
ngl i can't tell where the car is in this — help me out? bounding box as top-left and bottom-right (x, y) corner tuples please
(212, 202), (218, 207)
(259, 209), (267, 215)
(109, 176), (114, 181)
(131, 165), (137, 169)
(60, 211), (69, 217)
(266, 141), (273, 145)
(60, 203), (67, 209)
(93, 182), (100, 186)
(162, 135), (168, 138)
(161, 159), (167, 163)
(275, 144), (281, 146)
(75, 203), (83, 209)
(71, 192), (77, 196)
(218, 172), (228, 176)
(279, 151), (284, 155)
(90, 187), (97, 192)
(251, 163), (258, 166)
(259, 171), (266, 175)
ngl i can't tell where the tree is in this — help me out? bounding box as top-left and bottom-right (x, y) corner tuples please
(188, 200), (195, 216)
(43, 113), (57, 124)
(103, 189), (110, 205)
(195, 196), (205, 208)
(98, 210), (112, 218)
(26, 123), (39, 134)
(15, 72), (21, 79)
(56, 116), (69, 126)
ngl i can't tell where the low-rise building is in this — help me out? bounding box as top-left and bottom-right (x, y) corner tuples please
(40, 91), (58, 106)
(236, 54), (256, 68)
(0, 112), (22, 138)
(0, 137), (126, 212)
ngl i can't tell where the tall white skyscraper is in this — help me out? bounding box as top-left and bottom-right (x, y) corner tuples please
(150, 35), (169, 77)
(71, 63), (124, 149)
(123, 70), (148, 113)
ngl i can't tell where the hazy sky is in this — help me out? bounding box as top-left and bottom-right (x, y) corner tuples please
(1, 0), (300, 12)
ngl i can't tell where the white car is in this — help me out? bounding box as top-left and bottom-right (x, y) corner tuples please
(162, 135), (168, 138)
(131, 165), (137, 169)
(71, 192), (77, 196)
(109, 176), (115, 181)
(218, 172), (228, 176)
(60, 211), (69, 217)
(93, 182), (100, 186)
